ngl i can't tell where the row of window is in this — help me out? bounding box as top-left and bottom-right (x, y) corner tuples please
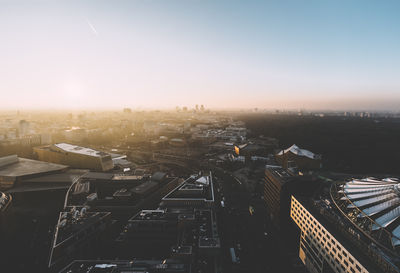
(291, 196), (367, 273)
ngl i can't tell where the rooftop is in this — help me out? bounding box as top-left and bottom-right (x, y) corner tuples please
(332, 177), (400, 253)
(265, 165), (295, 181)
(60, 259), (190, 273)
(277, 144), (319, 159)
(162, 173), (214, 201)
(0, 155), (68, 179)
(130, 181), (158, 195)
(6, 169), (88, 193)
(53, 143), (110, 158)
(81, 172), (114, 181)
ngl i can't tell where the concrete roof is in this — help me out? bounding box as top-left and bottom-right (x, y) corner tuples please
(0, 157), (68, 178)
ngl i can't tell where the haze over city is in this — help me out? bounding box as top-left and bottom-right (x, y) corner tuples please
(3, 1), (400, 273)
(1, 0), (400, 110)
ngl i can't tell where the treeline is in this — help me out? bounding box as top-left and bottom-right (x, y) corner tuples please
(240, 114), (400, 175)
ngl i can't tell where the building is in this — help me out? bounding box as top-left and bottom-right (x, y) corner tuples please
(263, 164), (322, 232)
(6, 169), (88, 195)
(54, 172), (220, 273)
(48, 207), (112, 269)
(63, 128), (87, 142)
(60, 259), (191, 273)
(0, 154), (68, 190)
(276, 144), (322, 170)
(116, 172), (220, 271)
(109, 153), (132, 170)
(263, 165), (296, 228)
(161, 173), (215, 209)
(34, 143), (114, 171)
(291, 196), (371, 273)
(290, 177), (400, 273)
(49, 171), (181, 270)
(18, 120), (30, 137)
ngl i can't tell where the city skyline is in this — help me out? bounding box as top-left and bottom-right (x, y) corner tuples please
(1, 0), (400, 110)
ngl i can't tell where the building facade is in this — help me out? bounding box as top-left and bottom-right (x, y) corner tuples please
(263, 165), (295, 228)
(291, 196), (369, 273)
(34, 143), (114, 171)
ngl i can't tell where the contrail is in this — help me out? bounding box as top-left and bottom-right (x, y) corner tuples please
(85, 18), (98, 36)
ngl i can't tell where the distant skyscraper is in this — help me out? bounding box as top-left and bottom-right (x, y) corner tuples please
(18, 120), (30, 137)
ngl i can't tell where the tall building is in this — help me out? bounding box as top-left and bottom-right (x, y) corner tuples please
(291, 196), (370, 273)
(263, 165), (319, 229)
(263, 165), (296, 228)
(18, 120), (30, 137)
(290, 177), (400, 273)
(34, 143), (114, 171)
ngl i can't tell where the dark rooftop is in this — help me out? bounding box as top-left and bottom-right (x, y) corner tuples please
(81, 172), (114, 181)
(151, 171), (167, 182)
(130, 181), (158, 195)
(20, 169), (88, 184)
(60, 259), (191, 273)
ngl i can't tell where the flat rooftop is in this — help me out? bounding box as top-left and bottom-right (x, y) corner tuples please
(60, 259), (190, 273)
(130, 181), (158, 195)
(162, 173), (214, 201)
(20, 169), (88, 183)
(265, 165), (294, 181)
(81, 172), (114, 180)
(0, 156), (68, 179)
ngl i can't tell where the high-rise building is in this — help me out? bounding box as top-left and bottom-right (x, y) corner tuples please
(263, 165), (296, 228)
(18, 120), (30, 137)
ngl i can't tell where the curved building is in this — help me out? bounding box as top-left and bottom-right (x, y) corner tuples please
(332, 177), (400, 253)
(291, 177), (400, 273)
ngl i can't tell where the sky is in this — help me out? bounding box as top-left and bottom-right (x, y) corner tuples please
(1, 0), (400, 111)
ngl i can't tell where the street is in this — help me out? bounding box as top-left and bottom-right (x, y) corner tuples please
(213, 169), (294, 273)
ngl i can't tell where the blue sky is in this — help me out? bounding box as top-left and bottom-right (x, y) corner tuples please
(1, 0), (400, 110)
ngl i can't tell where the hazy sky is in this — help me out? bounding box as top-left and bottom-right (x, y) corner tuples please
(1, 0), (400, 110)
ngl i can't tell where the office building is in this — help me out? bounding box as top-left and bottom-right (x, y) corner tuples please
(34, 143), (114, 171)
(290, 177), (400, 273)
